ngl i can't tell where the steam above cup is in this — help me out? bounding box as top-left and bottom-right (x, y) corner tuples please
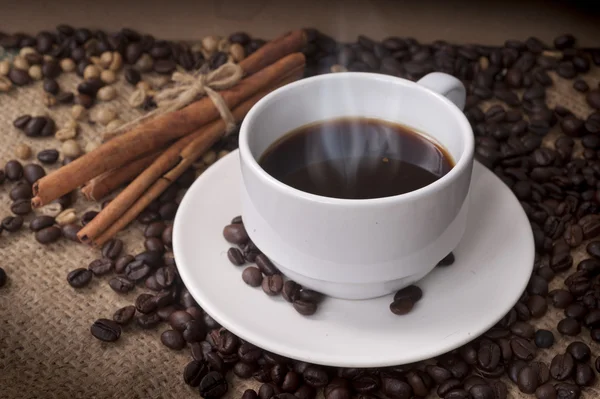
(239, 72), (474, 300)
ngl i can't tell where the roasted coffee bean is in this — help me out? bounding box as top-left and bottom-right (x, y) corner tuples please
(109, 275), (135, 293)
(67, 268), (92, 288)
(557, 62), (577, 79)
(161, 225), (173, 248)
(5, 160), (24, 180)
(477, 340), (501, 370)
(29, 215), (55, 232)
(281, 280), (300, 303)
(584, 309), (600, 328)
(509, 360), (527, 384)
(43, 78), (59, 94)
(557, 317), (581, 335)
(114, 255), (134, 274)
(573, 79), (589, 93)
(136, 312), (161, 329)
(11, 198), (32, 215)
(242, 266), (263, 287)
(10, 181), (33, 201)
(553, 383), (580, 399)
(510, 337), (537, 361)
(134, 293), (157, 314)
(293, 300), (318, 316)
(223, 223), (249, 245)
(168, 310), (193, 331)
(80, 211), (98, 226)
(390, 298), (415, 315)
(88, 258), (114, 276)
(90, 318), (121, 342)
(154, 266), (175, 288)
(113, 305), (136, 325)
(296, 289), (323, 303)
(262, 274), (284, 296)
(144, 221), (165, 238)
(574, 363), (595, 387)
(35, 226), (62, 244)
(258, 383), (281, 399)
(565, 303), (587, 320)
(13, 115), (31, 129)
(564, 224), (584, 247)
(437, 252), (455, 266)
(199, 371), (227, 398)
(425, 365), (452, 384)
(2, 215), (23, 232)
(23, 164), (45, 185)
(551, 353), (575, 381)
(550, 252), (572, 272)
(160, 329), (185, 350)
(511, 321), (535, 338)
(124, 68), (141, 85)
(158, 202), (177, 220)
(184, 360), (209, 387)
(566, 341), (590, 362)
(134, 250), (163, 268)
(550, 289), (573, 308)
(8, 68), (31, 86)
(528, 275), (548, 296)
(182, 320), (206, 343)
(61, 223), (81, 242)
(144, 237), (164, 252)
(227, 247), (245, 266)
(535, 329), (554, 348)
(527, 295), (548, 318)
(125, 260), (152, 282)
(101, 238), (123, 259)
(586, 90), (600, 110)
(517, 366), (538, 394)
(255, 254), (279, 276)
(394, 285), (423, 302)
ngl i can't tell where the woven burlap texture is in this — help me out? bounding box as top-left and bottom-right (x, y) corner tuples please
(0, 61), (599, 399)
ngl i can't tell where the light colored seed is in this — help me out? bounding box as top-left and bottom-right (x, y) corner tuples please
(229, 43), (245, 62)
(153, 75), (171, 89)
(129, 87), (147, 108)
(43, 92), (57, 107)
(479, 57), (489, 71)
(71, 105), (87, 121)
(217, 38), (231, 53)
(202, 150), (217, 165)
(0, 60), (10, 76)
(13, 56), (29, 70)
(85, 141), (100, 153)
(109, 52), (123, 71)
(100, 69), (116, 84)
(43, 55), (54, 62)
(90, 56), (102, 67)
(330, 64), (348, 73)
(64, 120), (78, 130)
(94, 108), (117, 125)
(28, 65), (43, 80)
(135, 54), (154, 72)
(55, 126), (78, 141)
(15, 143), (32, 160)
(202, 36), (219, 53)
(19, 47), (37, 57)
(60, 58), (76, 72)
(100, 52), (113, 69)
(84, 65), (101, 80)
(61, 139), (82, 158)
(136, 80), (152, 91)
(39, 202), (62, 217)
(0, 76), (12, 92)
(218, 150), (229, 159)
(97, 86), (117, 101)
(56, 208), (78, 226)
(105, 118), (124, 131)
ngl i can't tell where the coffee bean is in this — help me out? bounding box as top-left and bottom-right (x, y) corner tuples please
(477, 340), (501, 371)
(255, 254), (279, 276)
(437, 252), (455, 266)
(564, 224), (583, 247)
(161, 329), (185, 350)
(551, 353), (575, 381)
(557, 62), (577, 79)
(109, 275), (135, 293)
(124, 68), (141, 85)
(182, 320), (206, 343)
(584, 309), (600, 328)
(81, 211), (98, 226)
(534, 329), (554, 348)
(134, 250), (163, 268)
(528, 275), (549, 296)
(35, 225), (62, 244)
(5, 160), (23, 180)
(553, 383), (580, 399)
(535, 383), (556, 399)
(11, 198), (31, 215)
(565, 303), (587, 320)
(8, 68), (31, 86)
(10, 181), (33, 201)
(58, 223), (80, 241)
(517, 366), (538, 394)
(510, 337), (537, 361)
(557, 317), (581, 336)
(184, 360), (210, 387)
(389, 298), (415, 315)
(573, 364), (595, 387)
(90, 318), (122, 342)
(43, 78), (59, 94)
(565, 341), (590, 362)
(227, 247), (245, 266)
(394, 285), (423, 302)
(280, 280), (300, 303)
(242, 266), (263, 287)
(113, 305), (136, 325)
(158, 202), (177, 220)
(262, 274), (283, 296)
(561, 116), (584, 137)
(303, 367), (329, 388)
(67, 268), (92, 288)
(154, 266), (175, 288)
(223, 223), (249, 245)
(550, 252), (572, 272)
(13, 115), (31, 129)
(511, 321), (535, 338)
(101, 238), (123, 259)
(199, 371), (227, 398)
(508, 360), (527, 384)
(293, 300), (318, 316)
(136, 312), (161, 329)
(168, 310), (193, 331)
(88, 258), (114, 276)
(161, 225), (173, 248)
(23, 164), (46, 184)
(527, 295), (547, 318)
(2, 216), (24, 232)
(29, 215), (54, 232)
(587, 90), (600, 110)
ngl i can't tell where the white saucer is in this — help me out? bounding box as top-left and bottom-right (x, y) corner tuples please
(173, 150), (534, 368)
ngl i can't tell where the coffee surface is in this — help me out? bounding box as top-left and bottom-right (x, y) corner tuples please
(259, 117), (454, 199)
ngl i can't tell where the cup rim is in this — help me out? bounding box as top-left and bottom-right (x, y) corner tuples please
(239, 72), (474, 206)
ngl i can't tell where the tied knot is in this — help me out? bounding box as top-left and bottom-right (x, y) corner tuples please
(154, 62), (244, 134)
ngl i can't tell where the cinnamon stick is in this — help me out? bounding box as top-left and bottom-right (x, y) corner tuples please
(81, 151), (161, 201)
(79, 67), (303, 245)
(32, 52), (306, 208)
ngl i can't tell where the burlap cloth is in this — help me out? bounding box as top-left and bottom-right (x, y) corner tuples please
(0, 52), (600, 399)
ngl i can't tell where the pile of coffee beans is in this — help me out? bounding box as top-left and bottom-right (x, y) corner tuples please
(2, 26), (600, 399)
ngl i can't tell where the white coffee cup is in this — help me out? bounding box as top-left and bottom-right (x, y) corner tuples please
(238, 72), (474, 300)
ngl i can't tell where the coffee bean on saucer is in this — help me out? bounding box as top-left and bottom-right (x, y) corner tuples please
(223, 223), (249, 245)
(231, 215), (243, 224)
(390, 298), (414, 315)
(113, 305), (136, 325)
(282, 280), (301, 302)
(255, 254), (279, 276)
(242, 266), (263, 287)
(437, 252), (455, 266)
(262, 274), (283, 296)
(67, 268), (92, 288)
(90, 318), (121, 342)
(293, 300), (318, 316)
(394, 285), (423, 302)
(227, 247), (245, 266)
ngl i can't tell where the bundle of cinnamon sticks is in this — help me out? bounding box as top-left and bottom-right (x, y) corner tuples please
(31, 30), (308, 246)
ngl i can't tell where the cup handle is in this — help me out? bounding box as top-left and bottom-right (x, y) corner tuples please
(417, 72), (466, 111)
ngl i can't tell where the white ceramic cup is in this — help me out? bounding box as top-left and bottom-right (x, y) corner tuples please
(238, 72), (474, 300)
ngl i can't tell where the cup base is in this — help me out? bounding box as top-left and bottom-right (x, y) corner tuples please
(274, 261), (434, 300)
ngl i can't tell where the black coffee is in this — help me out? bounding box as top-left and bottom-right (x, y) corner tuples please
(259, 117), (454, 199)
